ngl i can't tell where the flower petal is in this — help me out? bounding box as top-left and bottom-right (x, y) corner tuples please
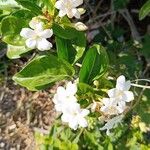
(124, 81), (131, 91)
(29, 18), (41, 29)
(57, 86), (66, 95)
(25, 38), (36, 49)
(61, 113), (70, 123)
(39, 29), (53, 38)
(100, 105), (107, 113)
(123, 91), (134, 102)
(116, 75), (126, 90)
(69, 119), (78, 130)
(20, 28), (35, 39)
(55, 104), (63, 112)
(72, 0), (83, 7)
(108, 88), (118, 98)
(55, 0), (64, 9)
(71, 8), (80, 18)
(81, 109), (89, 117)
(37, 38), (52, 51)
(101, 98), (110, 106)
(59, 10), (67, 17)
(66, 82), (77, 96)
(117, 102), (126, 113)
(78, 118), (88, 128)
(35, 22), (44, 31)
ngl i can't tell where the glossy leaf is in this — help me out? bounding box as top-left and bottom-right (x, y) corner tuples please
(1, 16), (26, 46)
(77, 82), (94, 95)
(72, 32), (86, 63)
(15, 0), (42, 15)
(55, 30), (86, 64)
(139, 0), (150, 20)
(55, 36), (76, 64)
(52, 23), (82, 39)
(79, 44), (109, 84)
(13, 54), (75, 91)
(12, 9), (35, 20)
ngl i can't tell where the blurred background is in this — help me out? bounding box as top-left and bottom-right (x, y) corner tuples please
(0, 0), (150, 149)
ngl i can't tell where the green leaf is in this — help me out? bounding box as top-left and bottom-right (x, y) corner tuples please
(52, 23), (82, 39)
(55, 32), (86, 64)
(3, 34), (25, 46)
(0, 15), (7, 24)
(7, 45), (32, 59)
(113, 0), (129, 10)
(15, 0), (42, 15)
(1, 16), (26, 46)
(55, 36), (76, 64)
(141, 35), (150, 58)
(84, 131), (103, 150)
(77, 82), (94, 95)
(12, 9), (35, 20)
(13, 54), (75, 91)
(139, 0), (150, 20)
(79, 44), (109, 84)
(53, 23), (86, 63)
(1, 16), (25, 35)
(73, 32), (86, 63)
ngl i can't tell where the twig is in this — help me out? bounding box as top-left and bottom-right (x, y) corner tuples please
(110, 0), (116, 29)
(87, 11), (116, 24)
(119, 9), (141, 42)
(93, 0), (104, 17)
(131, 83), (150, 89)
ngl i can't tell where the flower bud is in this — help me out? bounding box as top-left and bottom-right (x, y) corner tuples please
(74, 22), (88, 31)
(77, 8), (86, 15)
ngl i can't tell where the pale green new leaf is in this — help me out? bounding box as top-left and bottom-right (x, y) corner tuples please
(0, 0), (20, 10)
(7, 45), (32, 59)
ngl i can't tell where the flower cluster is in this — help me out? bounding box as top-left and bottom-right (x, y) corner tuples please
(100, 75), (134, 116)
(52, 82), (89, 130)
(99, 75), (134, 135)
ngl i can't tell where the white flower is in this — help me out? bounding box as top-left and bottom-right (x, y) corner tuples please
(74, 22), (88, 31)
(20, 18), (53, 51)
(100, 115), (123, 135)
(61, 104), (89, 130)
(100, 98), (126, 115)
(108, 75), (134, 103)
(52, 82), (77, 112)
(55, 0), (83, 18)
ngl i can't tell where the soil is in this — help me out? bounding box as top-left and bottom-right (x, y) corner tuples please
(0, 79), (56, 150)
